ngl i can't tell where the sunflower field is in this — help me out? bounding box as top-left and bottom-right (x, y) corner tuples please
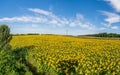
(10, 35), (120, 75)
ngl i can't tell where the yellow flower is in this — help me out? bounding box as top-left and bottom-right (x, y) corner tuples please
(112, 72), (116, 75)
(10, 35), (120, 74)
(85, 69), (90, 74)
(79, 70), (83, 74)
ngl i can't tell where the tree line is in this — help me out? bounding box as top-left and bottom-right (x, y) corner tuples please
(87, 32), (120, 38)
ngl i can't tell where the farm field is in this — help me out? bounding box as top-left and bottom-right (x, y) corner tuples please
(10, 35), (120, 75)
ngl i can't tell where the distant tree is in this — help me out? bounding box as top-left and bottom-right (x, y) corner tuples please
(86, 32), (120, 38)
(0, 24), (12, 49)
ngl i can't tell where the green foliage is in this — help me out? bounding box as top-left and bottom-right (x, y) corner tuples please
(0, 25), (10, 42)
(0, 48), (32, 75)
(0, 24), (57, 75)
(0, 24), (12, 49)
(38, 64), (58, 75)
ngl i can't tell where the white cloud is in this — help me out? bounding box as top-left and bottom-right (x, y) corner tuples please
(101, 22), (119, 30)
(28, 8), (69, 27)
(99, 27), (106, 30)
(76, 13), (84, 20)
(101, 22), (111, 27)
(105, 0), (120, 12)
(28, 8), (53, 16)
(69, 14), (95, 30)
(31, 24), (38, 28)
(0, 8), (95, 30)
(111, 26), (118, 29)
(99, 10), (120, 30)
(100, 11), (120, 30)
(28, 8), (95, 29)
(0, 16), (48, 23)
(100, 1), (120, 30)
(100, 11), (120, 24)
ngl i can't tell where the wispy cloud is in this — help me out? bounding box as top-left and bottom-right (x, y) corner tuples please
(104, 0), (120, 12)
(99, 0), (120, 30)
(0, 16), (48, 23)
(99, 27), (106, 30)
(99, 10), (120, 30)
(100, 11), (120, 24)
(0, 8), (95, 30)
(101, 22), (111, 27)
(111, 26), (118, 29)
(28, 8), (53, 16)
(29, 8), (95, 29)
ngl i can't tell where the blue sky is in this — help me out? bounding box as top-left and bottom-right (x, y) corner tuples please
(0, 0), (120, 35)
